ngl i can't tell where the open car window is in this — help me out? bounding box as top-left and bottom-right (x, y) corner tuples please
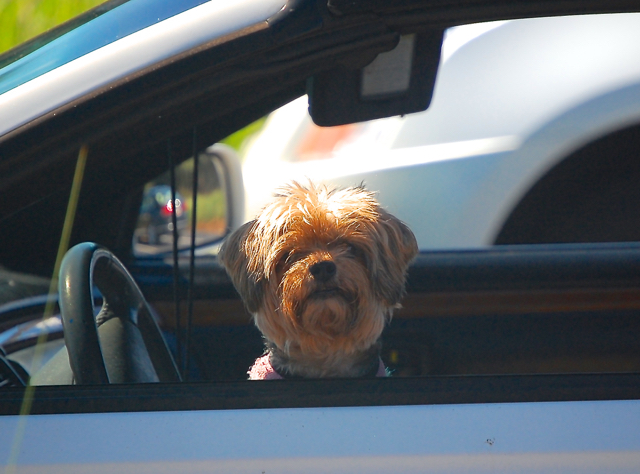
(0, 3), (639, 415)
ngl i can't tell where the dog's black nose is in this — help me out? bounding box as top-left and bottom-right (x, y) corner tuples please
(310, 261), (337, 282)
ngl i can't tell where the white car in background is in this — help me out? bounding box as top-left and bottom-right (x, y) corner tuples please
(243, 13), (640, 249)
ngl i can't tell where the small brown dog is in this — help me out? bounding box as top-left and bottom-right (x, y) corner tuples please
(219, 181), (418, 378)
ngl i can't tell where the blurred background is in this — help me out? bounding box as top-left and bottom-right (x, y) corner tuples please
(0, 0), (105, 54)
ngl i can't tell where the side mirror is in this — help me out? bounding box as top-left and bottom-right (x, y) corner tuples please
(133, 144), (244, 255)
(308, 30), (444, 126)
(203, 143), (245, 235)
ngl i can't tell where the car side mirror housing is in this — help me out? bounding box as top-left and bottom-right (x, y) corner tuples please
(204, 143), (245, 235)
(307, 30), (444, 126)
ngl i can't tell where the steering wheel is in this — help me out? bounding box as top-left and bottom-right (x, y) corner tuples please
(58, 242), (181, 384)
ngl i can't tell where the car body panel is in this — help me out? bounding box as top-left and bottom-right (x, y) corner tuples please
(2, 400), (640, 472)
(393, 14), (640, 148)
(330, 81), (640, 249)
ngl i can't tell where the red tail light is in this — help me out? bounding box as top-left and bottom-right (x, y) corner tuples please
(162, 199), (184, 217)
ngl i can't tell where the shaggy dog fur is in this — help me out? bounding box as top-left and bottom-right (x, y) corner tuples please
(219, 182), (418, 378)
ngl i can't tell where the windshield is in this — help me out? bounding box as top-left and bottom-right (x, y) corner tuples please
(0, 0), (210, 95)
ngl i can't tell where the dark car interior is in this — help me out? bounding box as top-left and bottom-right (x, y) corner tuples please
(133, 243), (640, 381)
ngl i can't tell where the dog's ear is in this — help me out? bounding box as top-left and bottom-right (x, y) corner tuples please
(385, 213), (419, 268)
(218, 220), (264, 313)
(372, 211), (418, 306)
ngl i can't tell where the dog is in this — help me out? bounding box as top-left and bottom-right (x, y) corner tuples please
(218, 181), (418, 379)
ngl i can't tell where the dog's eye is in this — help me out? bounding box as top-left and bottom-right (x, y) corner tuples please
(347, 243), (366, 261)
(278, 251), (292, 266)
(278, 251), (303, 268)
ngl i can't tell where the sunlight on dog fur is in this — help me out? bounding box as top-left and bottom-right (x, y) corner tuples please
(219, 181), (418, 378)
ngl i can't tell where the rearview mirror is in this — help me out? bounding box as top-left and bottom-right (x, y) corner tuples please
(307, 30), (444, 126)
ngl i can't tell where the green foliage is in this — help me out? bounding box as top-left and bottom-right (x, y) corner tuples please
(220, 117), (267, 156)
(0, 0), (105, 54)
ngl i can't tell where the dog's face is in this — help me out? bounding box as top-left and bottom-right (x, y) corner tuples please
(219, 182), (418, 366)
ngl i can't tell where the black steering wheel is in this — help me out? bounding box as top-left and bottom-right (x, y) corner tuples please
(58, 242), (181, 384)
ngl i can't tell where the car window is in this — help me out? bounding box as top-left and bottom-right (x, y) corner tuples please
(1, 11), (640, 419)
(125, 9), (640, 386)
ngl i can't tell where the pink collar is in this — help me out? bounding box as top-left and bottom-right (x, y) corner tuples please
(248, 354), (388, 380)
